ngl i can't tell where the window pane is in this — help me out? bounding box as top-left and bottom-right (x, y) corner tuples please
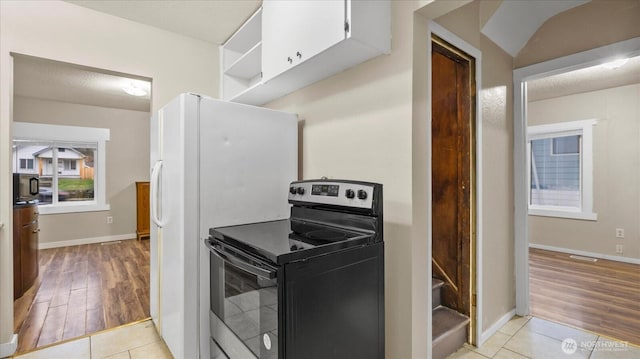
(39, 176), (53, 205)
(12, 142), (44, 175)
(552, 135), (579, 155)
(530, 136), (581, 208)
(58, 146), (95, 202)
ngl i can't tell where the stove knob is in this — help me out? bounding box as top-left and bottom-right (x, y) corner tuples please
(357, 189), (367, 200)
(345, 189), (355, 199)
(296, 187), (305, 195)
(289, 187), (297, 195)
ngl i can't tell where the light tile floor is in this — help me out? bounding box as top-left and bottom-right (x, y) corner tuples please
(11, 315), (638, 359)
(12, 320), (172, 359)
(448, 316), (640, 359)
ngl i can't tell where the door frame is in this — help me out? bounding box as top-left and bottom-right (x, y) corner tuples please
(513, 37), (640, 316)
(428, 21), (484, 347)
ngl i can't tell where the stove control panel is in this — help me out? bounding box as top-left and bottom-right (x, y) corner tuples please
(288, 180), (377, 210)
(311, 184), (339, 197)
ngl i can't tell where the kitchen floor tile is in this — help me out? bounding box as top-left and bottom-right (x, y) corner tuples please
(504, 326), (591, 359)
(103, 351), (131, 359)
(13, 337), (90, 359)
(446, 346), (489, 358)
(589, 337), (640, 359)
(497, 315), (531, 336)
(492, 348), (529, 359)
(90, 321), (161, 358)
(473, 331), (511, 358)
(524, 317), (597, 343)
(128, 340), (173, 359)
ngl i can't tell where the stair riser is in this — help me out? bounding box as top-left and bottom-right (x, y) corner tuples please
(432, 286), (441, 309)
(433, 321), (467, 359)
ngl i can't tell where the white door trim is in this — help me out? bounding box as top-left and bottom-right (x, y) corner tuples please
(428, 20), (484, 348)
(513, 37), (640, 316)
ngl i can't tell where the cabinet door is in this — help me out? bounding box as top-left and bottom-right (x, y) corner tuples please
(136, 182), (150, 238)
(262, 0), (346, 82)
(13, 209), (22, 299)
(20, 222), (39, 293)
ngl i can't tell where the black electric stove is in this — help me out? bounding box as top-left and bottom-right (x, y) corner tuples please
(207, 179), (384, 359)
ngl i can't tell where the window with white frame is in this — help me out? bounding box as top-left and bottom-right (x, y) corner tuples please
(19, 158), (34, 169)
(527, 119), (597, 221)
(12, 122), (110, 214)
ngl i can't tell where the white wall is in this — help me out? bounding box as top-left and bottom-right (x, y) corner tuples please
(528, 84), (640, 259)
(0, 0), (218, 348)
(14, 96), (150, 246)
(266, 2), (416, 355)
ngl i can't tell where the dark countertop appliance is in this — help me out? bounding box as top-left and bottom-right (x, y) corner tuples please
(13, 173), (39, 205)
(207, 179), (384, 359)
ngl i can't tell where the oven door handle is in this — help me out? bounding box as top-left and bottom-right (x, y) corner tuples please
(205, 238), (277, 280)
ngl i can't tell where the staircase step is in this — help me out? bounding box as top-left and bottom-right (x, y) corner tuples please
(433, 306), (470, 359)
(432, 278), (444, 309)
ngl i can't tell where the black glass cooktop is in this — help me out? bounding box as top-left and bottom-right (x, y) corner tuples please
(210, 219), (373, 265)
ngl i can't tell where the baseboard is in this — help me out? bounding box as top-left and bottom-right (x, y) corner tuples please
(0, 333), (17, 358)
(38, 233), (137, 249)
(529, 243), (640, 265)
(479, 309), (516, 344)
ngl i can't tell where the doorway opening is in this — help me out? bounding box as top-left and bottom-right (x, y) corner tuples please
(11, 54), (152, 354)
(514, 38), (640, 346)
(431, 34), (477, 357)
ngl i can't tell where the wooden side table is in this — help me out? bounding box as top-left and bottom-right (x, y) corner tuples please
(136, 181), (150, 240)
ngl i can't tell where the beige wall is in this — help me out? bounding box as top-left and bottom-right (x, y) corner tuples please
(528, 84), (640, 259)
(266, 3), (417, 356)
(0, 0), (217, 347)
(516, 0), (640, 68)
(433, 0), (515, 335)
(14, 96), (150, 245)
(266, 0), (513, 356)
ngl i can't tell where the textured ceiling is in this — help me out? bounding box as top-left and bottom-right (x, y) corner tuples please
(65, 0), (261, 45)
(14, 54), (152, 112)
(528, 56), (640, 102)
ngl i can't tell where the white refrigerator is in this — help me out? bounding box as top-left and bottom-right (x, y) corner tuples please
(149, 93), (297, 359)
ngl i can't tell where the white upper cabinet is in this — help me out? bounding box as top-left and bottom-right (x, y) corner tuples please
(221, 0), (390, 105)
(262, 0), (346, 82)
(220, 8), (263, 101)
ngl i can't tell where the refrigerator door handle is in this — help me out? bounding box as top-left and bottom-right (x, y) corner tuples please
(151, 160), (167, 228)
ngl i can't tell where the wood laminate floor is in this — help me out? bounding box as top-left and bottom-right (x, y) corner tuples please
(13, 239), (150, 354)
(529, 247), (640, 346)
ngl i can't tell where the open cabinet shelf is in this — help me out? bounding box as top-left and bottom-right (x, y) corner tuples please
(221, 7), (263, 101)
(225, 42), (262, 79)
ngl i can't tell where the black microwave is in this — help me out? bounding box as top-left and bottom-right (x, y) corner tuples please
(13, 173), (39, 204)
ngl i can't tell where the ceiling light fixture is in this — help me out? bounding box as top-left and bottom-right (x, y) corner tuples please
(123, 83), (147, 96)
(601, 58), (629, 70)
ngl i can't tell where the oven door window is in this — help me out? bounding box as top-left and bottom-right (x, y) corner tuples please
(211, 253), (278, 359)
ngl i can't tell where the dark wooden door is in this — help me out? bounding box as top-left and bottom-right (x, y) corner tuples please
(431, 40), (472, 316)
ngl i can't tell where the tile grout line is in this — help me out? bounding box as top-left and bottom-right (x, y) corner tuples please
(492, 316), (531, 355)
(517, 316), (595, 348)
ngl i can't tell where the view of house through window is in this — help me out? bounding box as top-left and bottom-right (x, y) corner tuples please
(13, 140), (97, 205)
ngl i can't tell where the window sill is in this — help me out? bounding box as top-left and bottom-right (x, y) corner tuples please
(528, 208), (597, 221)
(38, 203), (110, 215)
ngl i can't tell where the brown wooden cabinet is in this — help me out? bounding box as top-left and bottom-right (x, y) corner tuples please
(136, 181), (150, 240)
(13, 204), (39, 300)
